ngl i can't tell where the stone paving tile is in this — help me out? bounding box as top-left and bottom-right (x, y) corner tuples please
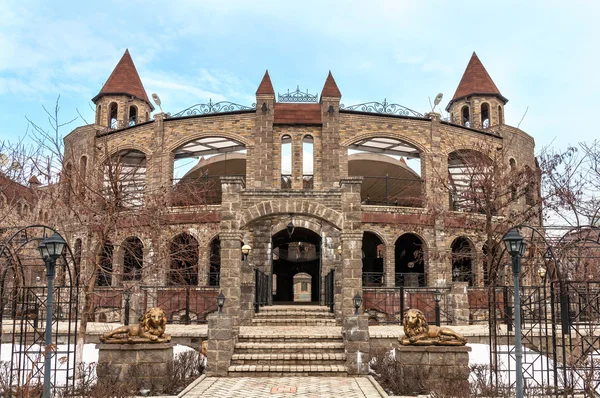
(182, 376), (385, 398)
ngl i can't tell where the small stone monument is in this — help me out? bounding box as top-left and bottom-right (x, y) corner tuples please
(96, 307), (173, 392)
(293, 272), (312, 302)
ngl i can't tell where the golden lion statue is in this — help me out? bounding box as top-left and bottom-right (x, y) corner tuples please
(400, 308), (467, 346)
(100, 307), (171, 344)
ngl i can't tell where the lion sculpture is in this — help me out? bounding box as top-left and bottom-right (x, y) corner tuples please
(400, 308), (467, 346)
(100, 307), (171, 344)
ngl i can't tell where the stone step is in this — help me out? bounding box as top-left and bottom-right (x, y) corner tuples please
(254, 311), (334, 319)
(231, 352), (345, 364)
(234, 341), (345, 354)
(259, 305), (331, 313)
(238, 335), (342, 343)
(251, 318), (337, 326)
(227, 364), (347, 377)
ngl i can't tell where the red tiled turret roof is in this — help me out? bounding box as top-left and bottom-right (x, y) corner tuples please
(92, 49), (152, 106)
(256, 70), (275, 95)
(449, 52), (507, 106)
(321, 71), (341, 98)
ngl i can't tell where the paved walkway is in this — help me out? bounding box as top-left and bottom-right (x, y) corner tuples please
(181, 376), (386, 398)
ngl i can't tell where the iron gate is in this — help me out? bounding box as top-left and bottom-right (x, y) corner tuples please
(0, 225), (79, 396)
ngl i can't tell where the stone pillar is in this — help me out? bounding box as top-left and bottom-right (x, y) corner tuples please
(206, 313), (236, 377)
(385, 243), (395, 287)
(343, 315), (370, 375)
(448, 282), (470, 325)
(251, 81), (275, 189)
(340, 177), (363, 321)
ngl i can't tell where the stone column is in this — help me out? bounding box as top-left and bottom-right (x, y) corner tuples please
(448, 282), (470, 325)
(206, 313), (236, 377)
(385, 243), (395, 287)
(340, 177), (363, 321)
(343, 314), (370, 375)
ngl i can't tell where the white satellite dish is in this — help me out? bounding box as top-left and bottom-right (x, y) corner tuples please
(0, 154), (8, 167)
(152, 93), (164, 113)
(431, 93), (443, 112)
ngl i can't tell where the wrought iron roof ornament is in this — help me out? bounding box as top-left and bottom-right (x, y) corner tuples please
(278, 86), (318, 103)
(172, 99), (256, 117)
(340, 99), (423, 118)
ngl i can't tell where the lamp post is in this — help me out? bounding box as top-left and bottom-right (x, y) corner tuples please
(433, 289), (442, 327)
(123, 288), (131, 326)
(503, 228), (526, 398)
(38, 232), (66, 398)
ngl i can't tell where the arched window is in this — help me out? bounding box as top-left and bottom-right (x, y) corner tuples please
(123, 237), (143, 281)
(498, 106), (503, 125)
(79, 156), (87, 196)
(481, 103), (490, 129)
(451, 237), (474, 286)
(362, 232), (384, 286)
(109, 102), (118, 129)
(461, 106), (470, 127)
(128, 105), (138, 126)
(395, 233), (425, 286)
(104, 150), (146, 208)
(209, 236), (220, 286)
(97, 241), (113, 286)
(169, 233), (199, 285)
(74, 238), (82, 281)
(281, 135), (292, 188)
(448, 150), (492, 214)
(302, 135), (314, 189)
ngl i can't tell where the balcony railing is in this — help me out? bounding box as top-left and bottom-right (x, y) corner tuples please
(303, 175), (313, 190)
(362, 272), (385, 287)
(171, 175), (244, 206)
(361, 176), (423, 207)
(395, 272), (426, 287)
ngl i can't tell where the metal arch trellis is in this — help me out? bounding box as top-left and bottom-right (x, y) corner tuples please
(0, 225), (79, 396)
(486, 224), (600, 397)
(172, 99), (256, 117)
(340, 99), (424, 118)
(278, 86), (318, 103)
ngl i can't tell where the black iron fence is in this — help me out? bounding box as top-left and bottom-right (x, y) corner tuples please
(362, 272), (385, 287)
(395, 272), (426, 287)
(254, 268), (269, 313)
(142, 286), (219, 324)
(324, 269), (335, 313)
(361, 176), (423, 207)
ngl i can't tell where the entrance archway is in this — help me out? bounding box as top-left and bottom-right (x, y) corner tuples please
(271, 227), (321, 303)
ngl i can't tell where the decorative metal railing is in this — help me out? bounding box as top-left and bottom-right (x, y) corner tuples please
(281, 175), (292, 189)
(360, 176), (424, 207)
(324, 269), (335, 313)
(254, 268), (269, 313)
(171, 175), (245, 206)
(208, 271), (220, 287)
(142, 286), (219, 324)
(394, 272), (426, 287)
(303, 175), (313, 190)
(172, 99), (255, 117)
(362, 272), (385, 287)
(278, 86), (318, 103)
(340, 99), (423, 117)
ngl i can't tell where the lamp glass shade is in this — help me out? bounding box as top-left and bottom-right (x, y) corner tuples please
(353, 293), (362, 309)
(503, 229), (524, 257)
(38, 242), (49, 260)
(337, 245), (342, 255)
(452, 268), (460, 278)
(44, 232), (66, 259)
(217, 292), (225, 308)
(433, 289), (442, 303)
(538, 267), (547, 279)
(241, 244), (251, 255)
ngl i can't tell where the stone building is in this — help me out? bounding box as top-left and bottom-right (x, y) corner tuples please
(58, 50), (537, 324)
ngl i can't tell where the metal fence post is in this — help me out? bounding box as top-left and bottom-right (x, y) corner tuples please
(399, 286), (405, 319)
(184, 287), (190, 325)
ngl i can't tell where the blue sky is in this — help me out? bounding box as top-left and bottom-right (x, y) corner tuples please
(0, 0), (598, 151)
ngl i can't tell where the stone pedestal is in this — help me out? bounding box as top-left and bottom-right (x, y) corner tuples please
(394, 345), (471, 395)
(343, 314), (370, 375)
(206, 313), (236, 376)
(96, 343), (174, 393)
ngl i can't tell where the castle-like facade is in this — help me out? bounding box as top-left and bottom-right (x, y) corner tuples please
(60, 50), (537, 323)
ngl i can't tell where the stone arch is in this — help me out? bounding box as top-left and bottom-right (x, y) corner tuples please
(341, 132), (429, 155)
(239, 200), (343, 230)
(451, 236), (475, 286)
(394, 232), (428, 287)
(167, 131), (252, 153)
(99, 144), (151, 164)
(361, 228), (388, 246)
(120, 236), (144, 282)
(271, 217), (326, 237)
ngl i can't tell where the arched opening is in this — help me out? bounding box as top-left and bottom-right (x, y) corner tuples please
(448, 150), (492, 214)
(109, 102), (118, 129)
(498, 105), (503, 125)
(172, 136), (246, 206)
(79, 155), (87, 196)
(348, 137), (423, 207)
(451, 237), (474, 286)
(281, 135), (292, 189)
(481, 103), (490, 129)
(362, 232), (384, 286)
(123, 237), (143, 282)
(169, 233), (199, 286)
(395, 233), (425, 286)
(302, 135), (314, 189)
(128, 105), (138, 126)
(272, 227), (321, 303)
(97, 241), (113, 287)
(209, 236), (220, 286)
(104, 150), (146, 208)
(482, 240), (499, 286)
(461, 105), (470, 127)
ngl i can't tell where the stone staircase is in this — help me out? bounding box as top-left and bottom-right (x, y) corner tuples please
(228, 305), (347, 376)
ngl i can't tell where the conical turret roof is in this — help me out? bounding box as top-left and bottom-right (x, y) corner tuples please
(448, 52), (507, 108)
(256, 70), (275, 95)
(92, 49), (152, 108)
(321, 71), (341, 98)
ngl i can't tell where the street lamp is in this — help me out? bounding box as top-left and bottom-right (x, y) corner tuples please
(38, 232), (66, 398)
(337, 245), (342, 256)
(217, 291), (225, 313)
(503, 228), (526, 398)
(537, 266), (547, 281)
(353, 293), (362, 315)
(241, 244), (251, 260)
(433, 289), (442, 327)
(452, 267), (460, 281)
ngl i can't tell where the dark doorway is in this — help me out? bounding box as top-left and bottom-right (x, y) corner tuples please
(272, 227), (321, 303)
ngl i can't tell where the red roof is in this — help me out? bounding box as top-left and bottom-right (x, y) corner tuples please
(321, 71), (341, 98)
(92, 49), (152, 108)
(449, 52), (507, 105)
(28, 175), (41, 185)
(256, 70), (275, 95)
(273, 103), (322, 125)
(0, 175), (35, 204)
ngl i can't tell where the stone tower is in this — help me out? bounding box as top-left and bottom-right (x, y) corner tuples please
(91, 49), (154, 128)
(446, 52), (508, 129)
